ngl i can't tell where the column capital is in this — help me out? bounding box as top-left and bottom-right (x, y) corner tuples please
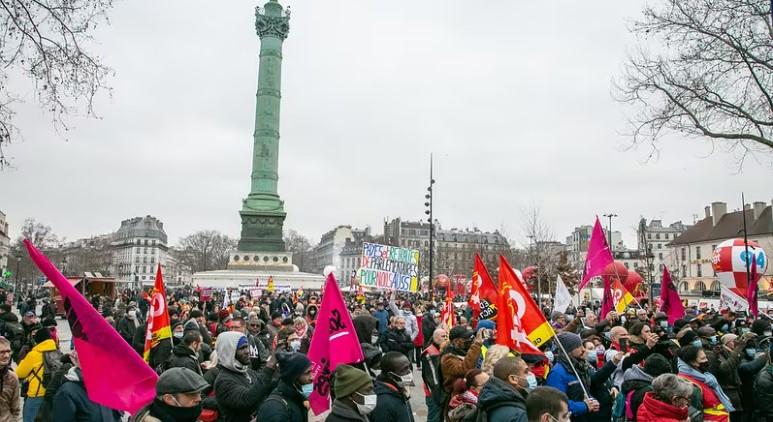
(255, 2), (290, 39)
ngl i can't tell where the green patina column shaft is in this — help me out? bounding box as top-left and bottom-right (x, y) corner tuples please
(238, 0), (290, 252)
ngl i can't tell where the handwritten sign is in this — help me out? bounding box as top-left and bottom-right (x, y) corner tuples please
(359, 242), (420, 293)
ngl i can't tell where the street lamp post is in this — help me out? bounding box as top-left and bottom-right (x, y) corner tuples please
(602, 213), (618, 251)
(424, 154), (436, 302)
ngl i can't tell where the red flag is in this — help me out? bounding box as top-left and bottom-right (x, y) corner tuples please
(600, 275), (615, 318)
(660, 266), (685, 324)
(144, 265), (172, 362)
(473, 255), (499, 321)
(579, 217), (614, 290)
(441, 284), (455, 328)
(746, 251), (760, 318)
(307, 274), (364, 414)
(496, 256), (553, 353)
(23, 240), (157, 413)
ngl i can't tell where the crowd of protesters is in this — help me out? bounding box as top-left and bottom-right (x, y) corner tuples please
(0, 284), (772, 422)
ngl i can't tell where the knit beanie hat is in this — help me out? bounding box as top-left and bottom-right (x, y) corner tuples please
(33, 326), (51, 344)
(334, 365), (372, 398)
(277, 352), (311, 383)
(556, 332), (583, 353)
(643, 353), (672, 377)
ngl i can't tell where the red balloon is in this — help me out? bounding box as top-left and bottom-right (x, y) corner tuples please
(602, 261), (629, 283)
(624, 270), (643, 293)
(435, 274), (450, 289)
(522, 266), (537, 281)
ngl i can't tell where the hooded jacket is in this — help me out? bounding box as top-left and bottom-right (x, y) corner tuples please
(353, 315), (378, 345)
(16, 338), (58, 398)
(476, 377), (528, 422)
(213, 332), (275, 422)
(325, 399), (370, 422)
(637, 392), (689, 422)
(52, 367), (122, 422)
(168, 343), (202, 375)
(256, 379), (308, 422)
(371, 379), (414, 422)
(621, 365), (655, 421)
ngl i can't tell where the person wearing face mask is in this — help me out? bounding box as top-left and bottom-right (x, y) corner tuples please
(447, 368), (489, 422)
(117, 308), (140, 345)
(326, 365), (376, 422)
(304, 304), (318, 327)
(421, 328), (448, 422)
(257, 352), (313, 422)
(372, 351), (415, 422)
(168, 331), (204, 375)
(292, 318), (312, 354)
(475, 356), (531, 421)
(621, 353), (674, 422)
(698, 326), (720, 350)
(677, 345), (734, 422)
(213, 332), (276, 422)
(546, 332), (623, 422)
(708, 332), (762, 422)
(136, 367), (208, 422)
(636, 374), (694, 422)
(52, 350), (122, 422)
(388, 293), (418, 342)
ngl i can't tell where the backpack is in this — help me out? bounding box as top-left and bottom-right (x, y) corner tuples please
(29, 349), (65, 395)
(0, 320), (24, 353)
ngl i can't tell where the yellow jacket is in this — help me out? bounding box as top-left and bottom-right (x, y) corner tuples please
(16, 339), (58, 398)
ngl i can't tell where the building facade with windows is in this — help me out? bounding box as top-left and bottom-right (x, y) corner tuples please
(668, 201), (773, 296)
(638, 220), (690, 283)
(111, 216), (169, 286)
(309, 225), (375, 286)
(565, 225), (623, 269)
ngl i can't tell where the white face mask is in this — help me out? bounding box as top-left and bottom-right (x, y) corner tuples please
(173, 331), (183, 339)
(390, 371), (413, 385)
(290, 340), (301, 352)
(354, 392), (377, 415)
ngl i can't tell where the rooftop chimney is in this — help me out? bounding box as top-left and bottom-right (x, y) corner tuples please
(711, 202), (727, 226)
(753, 201), (766, 220)
(704, 206), (711, 219)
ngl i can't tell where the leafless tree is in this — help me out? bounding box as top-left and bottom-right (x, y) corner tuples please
(11, 217), (58, 287)
(173, 230), (236, 273)
(0, 0), (114, 168)
(616, 0), (773, 168)
(284, 229), (313, 272)
(521, 207), (560, 298)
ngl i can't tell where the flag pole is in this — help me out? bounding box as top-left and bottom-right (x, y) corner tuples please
(741, 193), (754, 311)
(547, 323), (591, 399)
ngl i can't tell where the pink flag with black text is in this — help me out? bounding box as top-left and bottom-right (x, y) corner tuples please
(578, 216), (614, 290)
(660, 266), (685, 324)
(24, 240), (158, 414)
(308, 273), (365, 415)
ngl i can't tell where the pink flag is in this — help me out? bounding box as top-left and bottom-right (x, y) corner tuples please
(578, 217), (614, 290)
(24, 240), (157, 414)
(746, 251), (760, 318)
(307, 274), (365, 415)
(659, 266), (685, 324)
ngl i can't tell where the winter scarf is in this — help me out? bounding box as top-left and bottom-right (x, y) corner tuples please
(677, 358), (735, 412)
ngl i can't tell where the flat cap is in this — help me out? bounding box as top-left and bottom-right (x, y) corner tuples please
(156, 368), (208, 395)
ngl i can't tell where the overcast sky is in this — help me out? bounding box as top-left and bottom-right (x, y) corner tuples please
(1, 0), (771, 251)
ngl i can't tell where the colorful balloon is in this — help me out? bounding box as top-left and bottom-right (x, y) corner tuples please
(435, 274), (450, 289)
(712, 238), (767, 294)
(602, 261), (629, 283)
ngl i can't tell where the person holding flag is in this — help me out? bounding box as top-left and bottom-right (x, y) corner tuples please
(144, 265), (173, 371)
(439, 326), (484, 418)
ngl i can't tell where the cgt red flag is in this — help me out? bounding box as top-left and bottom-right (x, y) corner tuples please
(441, 283), (455, 328)
(143, 264), (172, 363)
(496, 256), (553, 354)
(472, 255), (499, 322)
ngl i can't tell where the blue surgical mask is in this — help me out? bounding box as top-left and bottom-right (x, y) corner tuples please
(721, 324), (729, 332)
(745, 348), (757, 359)
(691, 339), (703, 348)
(526, 373), (538, 391)
(659, 321), (669, 329)
(709, 335), (718, 345)
(300, 383), (314, 398)
(545, 350), (554, 363)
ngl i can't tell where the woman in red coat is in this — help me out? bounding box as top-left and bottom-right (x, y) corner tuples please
(637, 373), (692, 422)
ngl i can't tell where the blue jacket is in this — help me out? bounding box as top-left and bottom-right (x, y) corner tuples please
(545, 358), (617, 422)
(373, 310), (389, 334)
(546, 360), (590, 417)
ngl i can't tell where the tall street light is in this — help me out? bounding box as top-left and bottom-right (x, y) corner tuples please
(602, 213), (618, 251)
(15, 255), (21, 296)
(424, 154), (435, 301)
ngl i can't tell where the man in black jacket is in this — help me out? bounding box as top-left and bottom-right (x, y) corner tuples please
(372, 351), (414, 422)
(213, 332), (276, 422)
(477, 356), (531, 422)
(256, 352), (313, 422)
(169, 331), (203, 375)
(379, 317), (413, 358)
